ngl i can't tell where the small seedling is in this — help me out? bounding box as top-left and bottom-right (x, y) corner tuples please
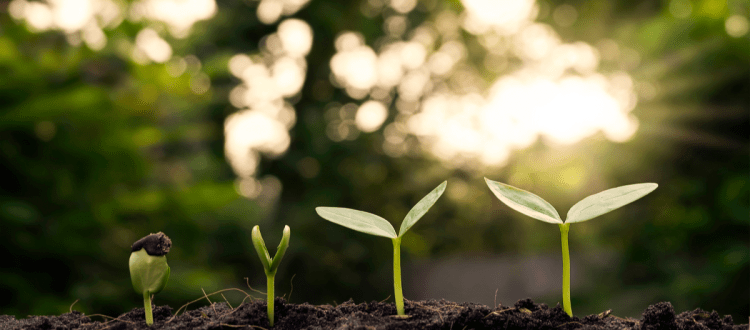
(484, 178), (657, 317)
(129, 232), (172, 326)
(251, 225), (291, 326)
(315, 181), (447, 316)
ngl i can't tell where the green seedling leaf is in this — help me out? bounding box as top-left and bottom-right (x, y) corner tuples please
(252, 225), (291, 274)
(129, 249), (171, 295)
(251, 225), (291, 327)
(315, 207), (397, 238)
(566, 183), (658, 223)
(483, 179), (657, 317)
(484, 178), (562, 224)
(316, 181), (448, 316)
(399, 181), (447, 237)
(252, 226), (272, 270)
(129, 232), (171, 296)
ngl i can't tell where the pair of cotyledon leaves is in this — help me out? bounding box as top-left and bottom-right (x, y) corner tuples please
(316, 179), (658, 237)
(485, 178), (658, 224)
(316, 181), (448, 239)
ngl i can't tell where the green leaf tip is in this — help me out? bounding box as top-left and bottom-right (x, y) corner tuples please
(398, 180), (447, 237)
(565, 183), (657, 223)
(484, 178), (562, 224)
(252, 225), (291, 275)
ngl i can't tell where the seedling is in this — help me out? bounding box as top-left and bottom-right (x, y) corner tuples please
(315, 181), (447, 316)
(129, 232), (172, 326)
(484, 178), (657, 317)
(251, 225), (291, 326)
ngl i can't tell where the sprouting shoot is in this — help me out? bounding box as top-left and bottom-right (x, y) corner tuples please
(315, 181), (447, 316)
(129, 232), (172, 326)
(484, 178), (657, 317)
(251, 225), (290, 327)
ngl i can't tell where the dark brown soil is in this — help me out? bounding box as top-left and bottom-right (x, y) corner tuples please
(1, 298), (745, 330)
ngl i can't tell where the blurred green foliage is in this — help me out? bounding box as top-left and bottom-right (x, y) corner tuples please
(0, 0), (747, 322)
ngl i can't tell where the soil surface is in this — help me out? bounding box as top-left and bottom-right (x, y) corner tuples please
(0, 298), (745, 329)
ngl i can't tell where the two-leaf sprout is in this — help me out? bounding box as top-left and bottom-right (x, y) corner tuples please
(129, 232), (172, 326)
(484, 178), (657, 317)
(251, 225), (291, 326)
(315, 181), (447, 316)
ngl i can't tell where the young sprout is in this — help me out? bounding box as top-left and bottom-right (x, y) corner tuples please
(129, 232), (171, 326)
(484, 178), (657, 317)
(315, 181), (447, 316)
(251, 225), (290, 327)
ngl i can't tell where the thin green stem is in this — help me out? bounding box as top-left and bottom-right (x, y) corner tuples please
(392, 237), (404, 315)
(559, 223), (572, 317)
(267, 274), (275, 326)
(143, 291), (153, 326)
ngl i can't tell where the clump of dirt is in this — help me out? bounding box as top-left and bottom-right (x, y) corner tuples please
(0, 298), (745, 329)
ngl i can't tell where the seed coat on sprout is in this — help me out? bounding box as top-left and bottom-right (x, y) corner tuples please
(129, 232), (171, 326)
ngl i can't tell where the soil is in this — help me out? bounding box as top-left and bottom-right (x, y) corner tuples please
(0, 298), (745, 330)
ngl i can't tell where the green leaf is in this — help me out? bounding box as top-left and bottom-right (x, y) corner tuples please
(399, 181), (447, 237)
(316, 207), (397, 238)
(484, 178), (562, 224)
(566, 183), (658, 223)
(252, 225), (291, 274)
(269, 225), (290, 271)
(251, 225), (272, 271)
(129, 249), (170, 295)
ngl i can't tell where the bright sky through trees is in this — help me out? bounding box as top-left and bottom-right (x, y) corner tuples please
(8, 0), (748, 191)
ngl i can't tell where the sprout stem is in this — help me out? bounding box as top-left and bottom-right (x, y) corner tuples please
(143, 292), (154, 326)
(392, 237), (404, 315)
(267, 274), (275, 326)
(559, 223), (572, 317)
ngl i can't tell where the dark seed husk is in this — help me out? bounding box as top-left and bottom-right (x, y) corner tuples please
(131, 232), (172, 256)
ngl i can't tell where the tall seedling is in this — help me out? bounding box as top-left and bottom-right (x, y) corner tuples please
(316, 181), (447, 315)
(484, 178), (657, 317)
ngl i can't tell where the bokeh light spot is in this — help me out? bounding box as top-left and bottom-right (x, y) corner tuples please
(355, 100), (389, 133)
(278, 19), (313, 57)
(135, 28), (172, 63)
(725, 15), (749, 38)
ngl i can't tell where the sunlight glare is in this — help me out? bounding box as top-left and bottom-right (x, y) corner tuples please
(725, 15), (749, 38)
(224, 110), (291, 175)
(355, 100), (389, 132)
(272, 56), (306, 97)
(460, 0), (536, 35)
(255, 0), (311, 24)
(82, 23), (107, 50)
(132, 0), (216, 37)
(49, 0), (93, 32)
(135, 28), (172, 63)
(225, 14), (312, 191)
(277, 19), (313, 57)
(257, 0), (283, 24)
(330, 45), (379, 91)
(23, 2), (54, 30)
(326, 0), (640, 168)
(389, 0), (417, 14)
